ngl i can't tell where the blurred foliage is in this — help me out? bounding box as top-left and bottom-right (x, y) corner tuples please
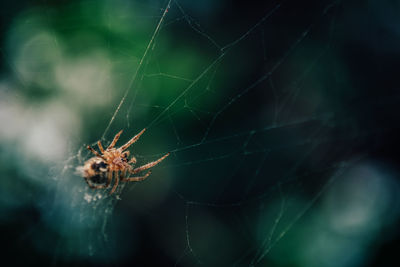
(1, 0), (400, 266)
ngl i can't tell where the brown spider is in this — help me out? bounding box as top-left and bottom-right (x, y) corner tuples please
(81, 128), (169, 194)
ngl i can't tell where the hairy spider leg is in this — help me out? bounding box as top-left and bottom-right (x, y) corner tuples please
(119, 128), (147, 152)
(107, 130), (123, 150)
(106, 169), (113, 188)
(97, 141), (105, 153)
(128, 156), (137, 164)
(130, 153), (170, 174)
(110, 170), (120, 195)
(122, 170), (152, 182)
(87, 145), (105, 159)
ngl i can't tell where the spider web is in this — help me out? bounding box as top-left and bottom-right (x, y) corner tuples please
(1, 0), (400, 266)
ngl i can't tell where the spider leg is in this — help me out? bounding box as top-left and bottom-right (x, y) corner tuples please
(128, 155), (137, 164)
(130, 153), (169, 174)
(107, 130), (123, 150)
(105, 169), (113, 188)
(119, 128), (146, 151)
(87, 145), (105, 159)
(122, 171), (151, 182)
(109, 170), (120, 195)
(97, 141), (105, 154)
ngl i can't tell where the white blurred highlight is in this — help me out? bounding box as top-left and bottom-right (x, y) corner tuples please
(325, 164), (396, 235)
(300, 162), (400, 267)
(14, 30), (62, 89)
(55, 50), (115, 107)
(0, 88), (80, 162)
(1, 23), (118, 164)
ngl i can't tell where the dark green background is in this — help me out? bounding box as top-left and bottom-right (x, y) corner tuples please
(1, 0), (399, 266)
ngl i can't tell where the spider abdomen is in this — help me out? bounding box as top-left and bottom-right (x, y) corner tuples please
(83, 157), (109, 184)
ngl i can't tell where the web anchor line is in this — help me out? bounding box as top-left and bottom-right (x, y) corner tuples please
(101, 0), (172, 140)
(145, 2), (283, 130)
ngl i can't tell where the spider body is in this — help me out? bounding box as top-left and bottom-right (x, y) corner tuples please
(82, 128), (169, 194)
(83, 157), (108, 184)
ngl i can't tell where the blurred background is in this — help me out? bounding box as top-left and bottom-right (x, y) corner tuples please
(1, 0), (400, 266)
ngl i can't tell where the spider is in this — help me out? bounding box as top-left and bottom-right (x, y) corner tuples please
(81, 128), (169, 195)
